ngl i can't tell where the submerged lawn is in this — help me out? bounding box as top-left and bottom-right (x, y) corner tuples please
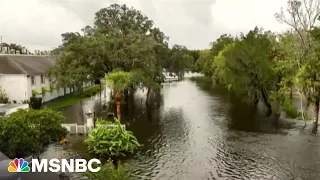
(46, 85), (103, 110)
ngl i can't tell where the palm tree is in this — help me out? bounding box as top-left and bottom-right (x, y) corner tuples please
(105, 70), (132, 120)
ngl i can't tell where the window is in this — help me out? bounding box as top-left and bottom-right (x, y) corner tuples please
(41, 75), (45, 83)
(31, 76), (35, 85)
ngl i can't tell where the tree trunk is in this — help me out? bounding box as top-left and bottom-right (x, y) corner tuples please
(115, 90), (121, 121)
(313, 98), (320, 127)
(260, 89), (272, 117)
(253, 93), (259, 106)
(290, 87), (293, 100)
(146, 88), (151, 107)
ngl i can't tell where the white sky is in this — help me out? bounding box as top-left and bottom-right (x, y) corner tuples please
(0, 0), (290, 51)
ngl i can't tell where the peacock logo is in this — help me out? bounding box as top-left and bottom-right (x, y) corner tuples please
(8, 158), (30, 172)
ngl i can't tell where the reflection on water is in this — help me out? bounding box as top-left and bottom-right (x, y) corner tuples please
(125, 79), (320, 180)
(43, 77), (320, 180)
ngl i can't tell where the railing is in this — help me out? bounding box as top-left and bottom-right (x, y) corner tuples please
(61, 123), (126, 134)
(61, 123), (89, 134)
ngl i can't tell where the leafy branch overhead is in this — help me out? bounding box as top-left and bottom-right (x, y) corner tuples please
(49, 3), (197, 92)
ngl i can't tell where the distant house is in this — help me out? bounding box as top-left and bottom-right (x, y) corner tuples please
(0, 54), (74, 103)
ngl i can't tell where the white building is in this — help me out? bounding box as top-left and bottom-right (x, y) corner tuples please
(0, 54), (74, 103)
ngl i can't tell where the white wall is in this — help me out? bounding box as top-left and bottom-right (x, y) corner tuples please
(0, 73), (92, 104)
(28, 75), (72, 103)
(0, 74), (28, 103)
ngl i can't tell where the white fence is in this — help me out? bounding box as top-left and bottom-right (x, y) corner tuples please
(61, 123), (90, 134)
(61, 123), (126, 134)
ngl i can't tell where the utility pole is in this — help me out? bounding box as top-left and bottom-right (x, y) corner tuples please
(0, 36), (2, 44)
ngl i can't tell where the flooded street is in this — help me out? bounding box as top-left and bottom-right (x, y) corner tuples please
(125, 78), (320, 180)
(44, 77), (320, 180)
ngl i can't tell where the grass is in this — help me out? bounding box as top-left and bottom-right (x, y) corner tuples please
(46, 85), (103, 110)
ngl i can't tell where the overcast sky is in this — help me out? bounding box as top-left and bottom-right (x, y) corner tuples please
(0, 0), (289, 51)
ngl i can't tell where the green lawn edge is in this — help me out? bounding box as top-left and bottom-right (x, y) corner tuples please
(46, 85), (103, 110)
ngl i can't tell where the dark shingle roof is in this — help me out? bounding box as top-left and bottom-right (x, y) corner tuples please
(0, 55), (56, 75)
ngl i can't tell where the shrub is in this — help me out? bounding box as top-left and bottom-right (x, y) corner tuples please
(0, 108), (68, 158)
(0, 86), (9, 103)
(282, 101), (299, 118)
(29, 97), (42, 109)
(85, 160), (131, 180)
(85, 119), (140, 158)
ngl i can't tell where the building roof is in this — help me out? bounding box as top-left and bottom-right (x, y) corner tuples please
(0, 54), (56, 75)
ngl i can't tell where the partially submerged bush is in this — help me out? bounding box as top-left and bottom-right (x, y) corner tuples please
(0, 108), (68, 158)
(85, 160), (131, 180)
(85, 119), (140, 158)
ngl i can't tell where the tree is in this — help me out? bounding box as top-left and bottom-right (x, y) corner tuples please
(94, 4), (168, 88)
(210, 34), (235, 57)
(195, 34), (235, 76)
(195, 49), (214, 76)
(105, 70), (133, 120)
(214, 27), (278, 116)
(51, 3), (168, 100)
(169, 45), (194, 79)
(275, 0), (320, 126)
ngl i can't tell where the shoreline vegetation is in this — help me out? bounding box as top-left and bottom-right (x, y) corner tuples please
(190, 76), (310, 122)
(45, 85), (103, 110)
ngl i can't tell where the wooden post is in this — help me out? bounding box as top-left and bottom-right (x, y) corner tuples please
(115, 90), (121, 120)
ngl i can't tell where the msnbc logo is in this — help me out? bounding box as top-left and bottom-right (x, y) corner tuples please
(8, 158), (101, 173)
(8, 158), (30, 172)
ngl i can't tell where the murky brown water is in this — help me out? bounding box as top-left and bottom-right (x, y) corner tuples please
(44, 77), (320, 180)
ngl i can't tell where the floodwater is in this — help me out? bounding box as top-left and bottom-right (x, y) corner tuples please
(44, 77), (320, 180)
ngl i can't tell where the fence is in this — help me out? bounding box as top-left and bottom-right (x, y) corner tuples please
(61, 123), (90, 134)
(61, 123), (126, 134)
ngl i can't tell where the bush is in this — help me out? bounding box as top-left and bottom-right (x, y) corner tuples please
(0, 86), (9, 103)
(0, 108), (68, 158)
(85, 160), (131, 180)
(85, 119), (140, 158)
(282, 101), (299, 118)
(29, 97), (42, 109)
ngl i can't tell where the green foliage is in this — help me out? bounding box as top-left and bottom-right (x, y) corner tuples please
(85, 160), (132, 180)
(214, 27), (277, 105)
(83, 85), (102, 97)
(41, 87), (51, 93)
(168, 45), (194, 79)
(282, 100), (300, 118)
(32, 89), (42, 96)
(50, 3), (168, 93)
(85, 118), (140, 158)
(106, 70), (133, 91)
(0, 108), (68, 158)
(210, 34), (235, 57)
(0, 86), (8, 103)
(195, 50), (214, 76)
(46, 85), (102, 110)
